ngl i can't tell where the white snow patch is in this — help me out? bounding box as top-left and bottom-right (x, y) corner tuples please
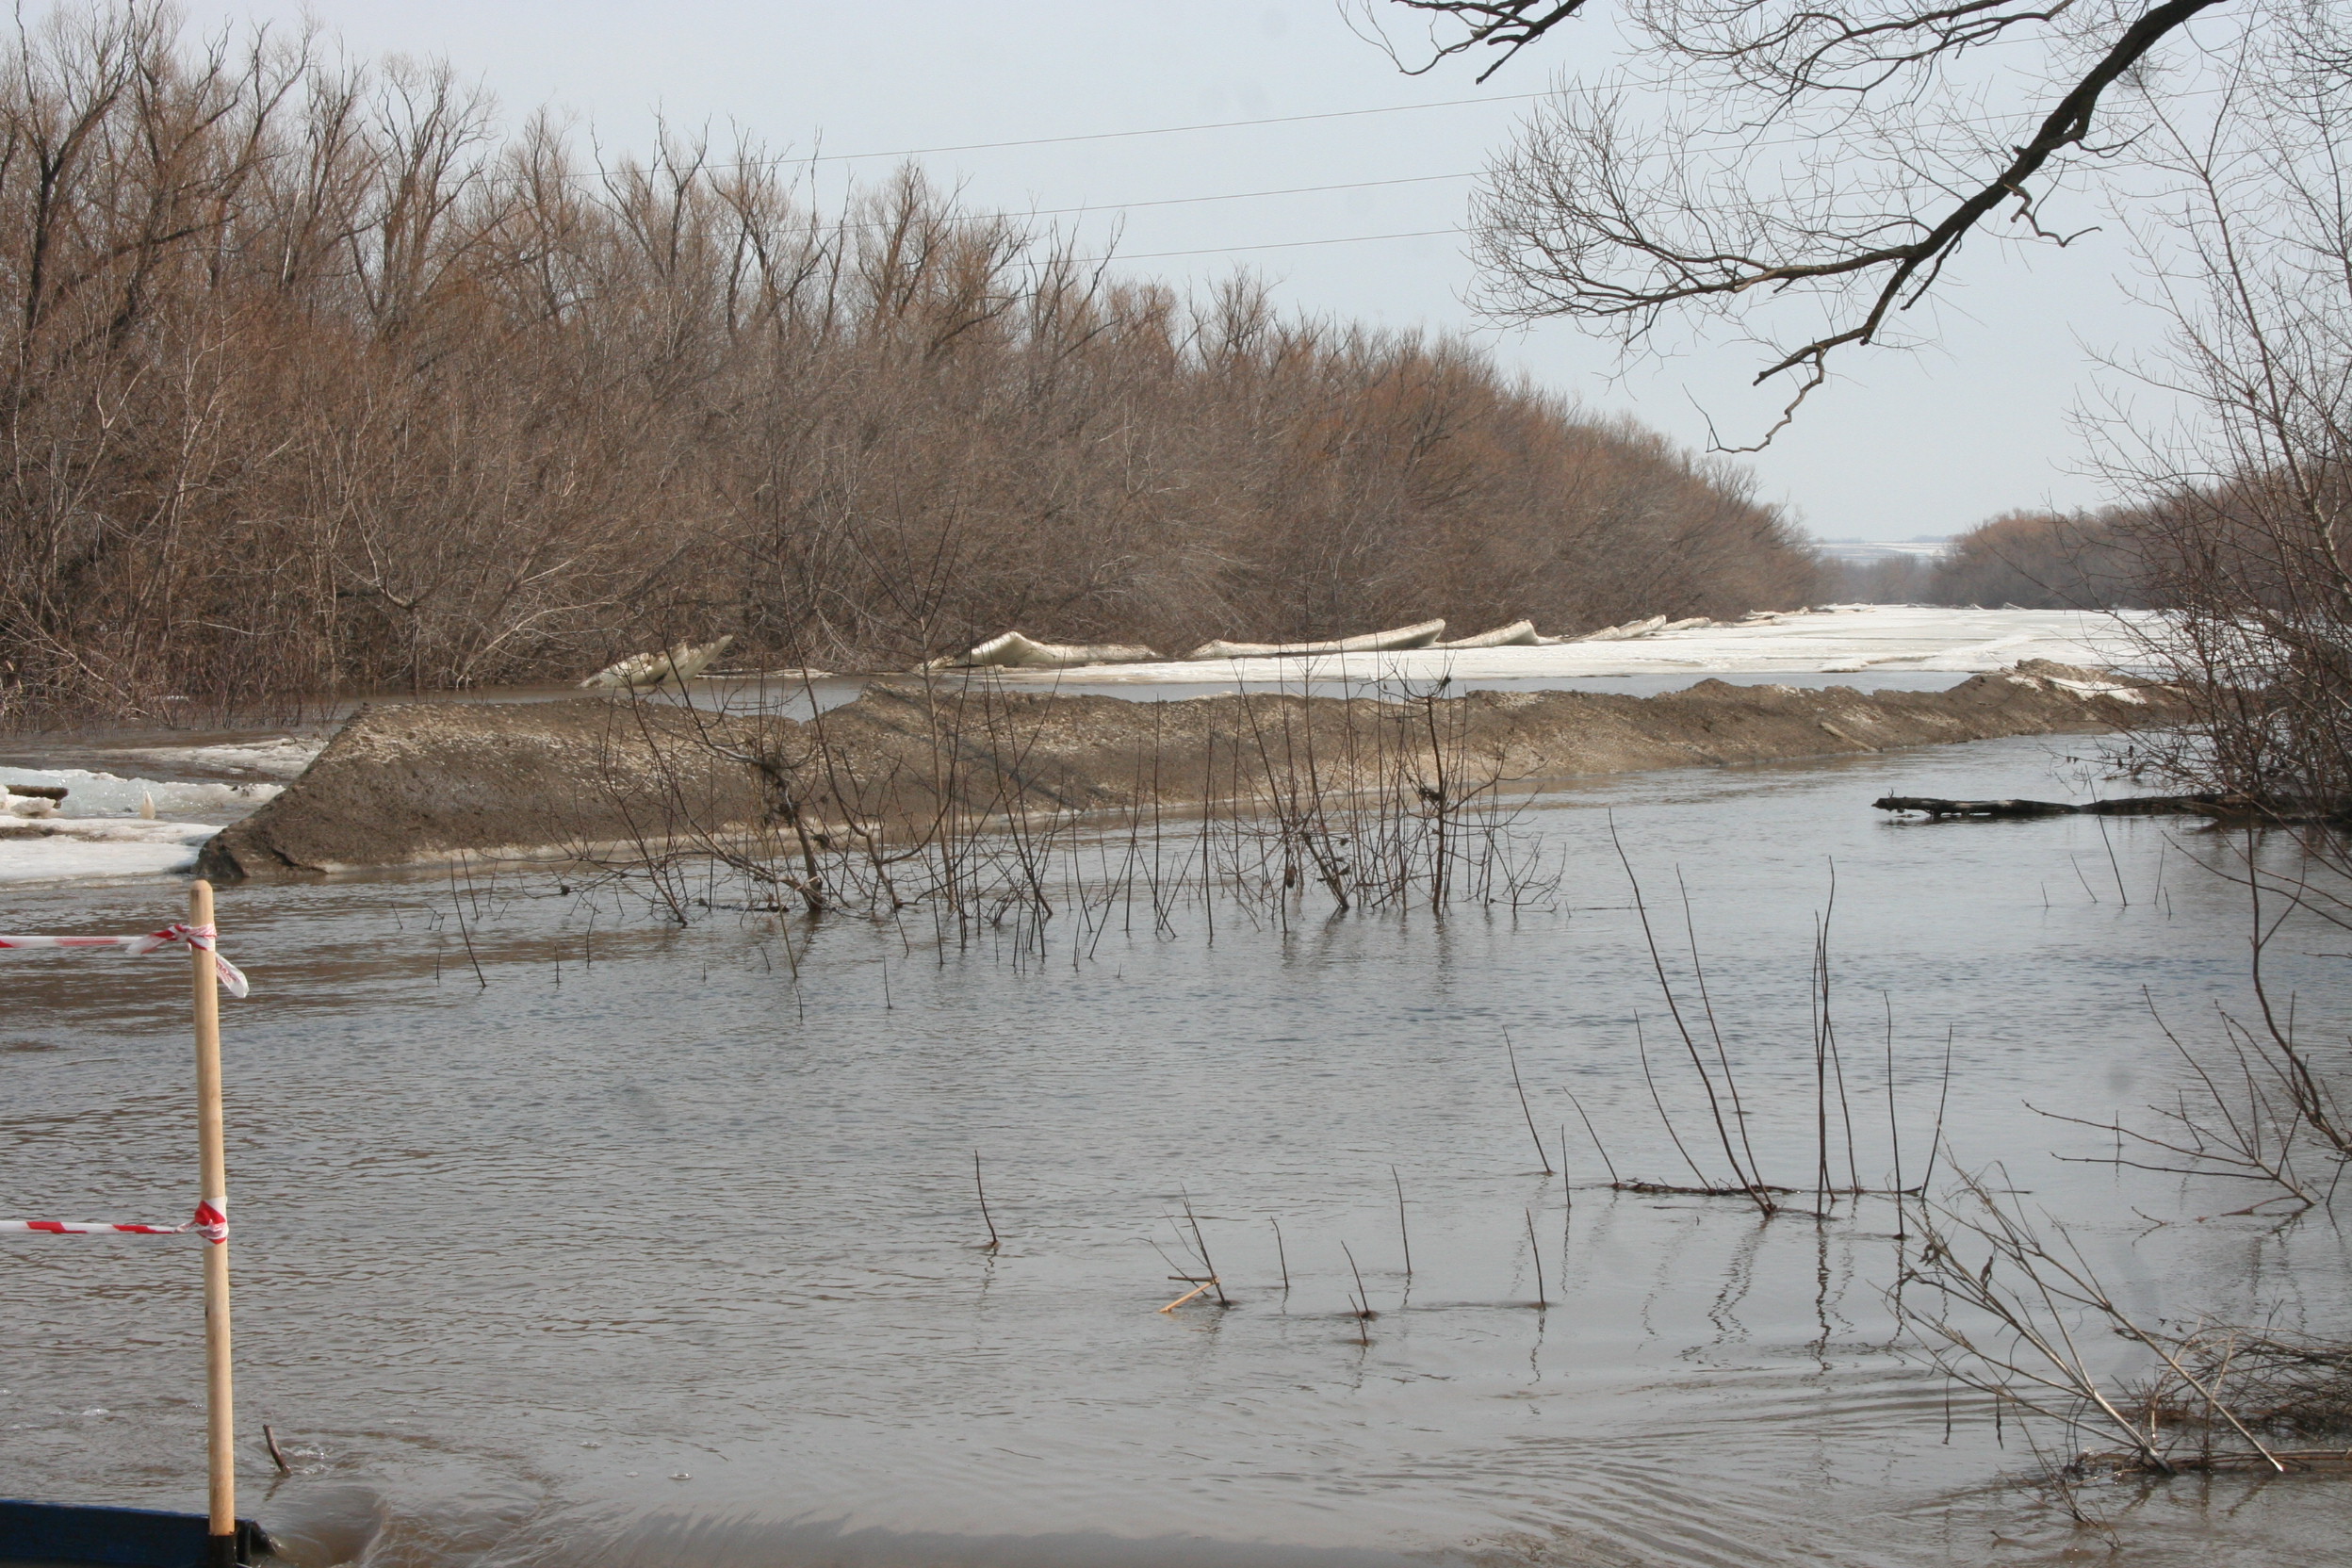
(0, 818), (217, 884)
(988, 607), (2162, 686)
(2046, 677), (2149, 703)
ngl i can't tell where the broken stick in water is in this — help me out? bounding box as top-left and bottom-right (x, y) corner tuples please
(1156, 1279), (1220, 1314)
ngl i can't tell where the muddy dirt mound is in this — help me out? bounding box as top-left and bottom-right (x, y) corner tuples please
(197, 664), (2176, 880)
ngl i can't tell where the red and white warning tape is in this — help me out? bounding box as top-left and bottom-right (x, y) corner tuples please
(2, 918), (246, 1246)
(0, 922), (249, 998)
(1, 1198), (227, 1243)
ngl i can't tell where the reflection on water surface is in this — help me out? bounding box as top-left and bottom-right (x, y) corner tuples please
(3, 735), (2347, 1566)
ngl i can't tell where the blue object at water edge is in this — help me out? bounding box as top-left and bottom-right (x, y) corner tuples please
(0, 1501), (270, 1567)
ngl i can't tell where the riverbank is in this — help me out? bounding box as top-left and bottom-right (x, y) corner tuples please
(195, 661), (2173, 881)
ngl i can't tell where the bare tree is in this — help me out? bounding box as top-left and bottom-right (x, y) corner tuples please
(1359, 0), (2239, 442)
(2081, 4), (2352, 821)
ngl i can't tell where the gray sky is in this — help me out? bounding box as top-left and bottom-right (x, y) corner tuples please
(173, 0), (2182, 542)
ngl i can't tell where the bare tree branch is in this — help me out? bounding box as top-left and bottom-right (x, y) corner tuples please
(1387, 0), (2230, 443)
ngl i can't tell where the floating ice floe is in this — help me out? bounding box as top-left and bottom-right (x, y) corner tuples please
(0, 767), (282, 818)
(940, 614), (1699, 665)
(0, 765), (288, 885)
(0, 761), (292, 884)
(1431, 621), (1542, 649)
(1184, 618), (1449, 661)
(118, 736), (327, 780)
(1575, 614), (1670, 642)
(929, 631), (1164, 669)
(582, 635), (736, 690)
(0, 818), (220, 884)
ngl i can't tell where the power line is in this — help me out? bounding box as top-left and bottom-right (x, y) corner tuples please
(1032, 168), (1475, 217)
(779, 78), (2231, 172)
(918, 96), (2148, 259)
(503, 92), (1532, 188)
(1096, 226), (1465, 264)
(546, 76), (2237, 205)
(799, 93), (1547, 165)
(939, 93), (2195, 237)
(826, 169), (1478, 232)
(994, 101), (2101, 242)
(511, 81), (2249, 262)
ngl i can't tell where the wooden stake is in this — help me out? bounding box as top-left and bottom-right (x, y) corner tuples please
(189, 880), (237, 1566)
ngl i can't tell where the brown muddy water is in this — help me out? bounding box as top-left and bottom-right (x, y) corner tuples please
(4, 734), (2349, 1567)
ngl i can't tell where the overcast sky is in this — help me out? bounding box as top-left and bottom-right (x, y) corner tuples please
(172, 0), (2187, 543)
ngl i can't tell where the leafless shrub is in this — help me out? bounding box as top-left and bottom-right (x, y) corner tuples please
(2132, 1330), (2352, 1457)
(558, 674), (1567, 946)
(1586, 844), (1960, 1217)
(1902, 1169), (2188, 1475)
(1901, 1168), (2352, 1479)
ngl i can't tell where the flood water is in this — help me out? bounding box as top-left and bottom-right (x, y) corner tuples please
(5, 734), (2350, 1567)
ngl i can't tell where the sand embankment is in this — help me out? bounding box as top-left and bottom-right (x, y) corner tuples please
(195, 662), (2175, 881)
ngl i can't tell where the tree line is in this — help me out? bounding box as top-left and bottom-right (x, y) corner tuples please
(0, 5), (1822, 727)
(1832, 511), (2147, 609)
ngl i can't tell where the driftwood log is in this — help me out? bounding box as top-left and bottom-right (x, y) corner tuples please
(1873, 792), (2258, 820)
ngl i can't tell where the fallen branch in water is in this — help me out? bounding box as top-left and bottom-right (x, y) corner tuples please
(1156, 1279), (1220, 1314)
(1873, 792), (2349, 824)
(2077, 1446), (2352, 1473)
(1892, 1168), (2352, 1478)
(1873, 793), (2244, 820)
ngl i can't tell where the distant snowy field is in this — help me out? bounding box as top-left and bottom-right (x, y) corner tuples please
(1007, 606), (2159, 685)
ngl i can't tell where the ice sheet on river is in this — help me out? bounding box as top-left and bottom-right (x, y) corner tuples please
(1010, 606), (2159, 685)
(0, 766), (284, 885)
(111, 736), (326, 779)
(0, 766), (283, 817)
(0, 817), (219, 882)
